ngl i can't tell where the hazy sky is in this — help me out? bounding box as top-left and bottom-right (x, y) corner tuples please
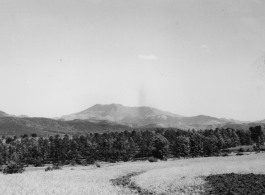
(1, 0), (265, 121)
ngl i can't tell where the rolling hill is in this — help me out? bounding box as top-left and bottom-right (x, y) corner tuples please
(0, 104), (264, 136)
(60, 104), (252, 129)
(0, 110), (9, 117)
(0, 117), (131, 136)
(61, 103), (183, 121)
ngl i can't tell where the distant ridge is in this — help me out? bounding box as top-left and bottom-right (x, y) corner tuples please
(18, 114), (29, 118)
(0, 110), (9, 117)
(60, 103), (251, 129)
(61, 103), (183, 122)
(0, 104), (264, 136)
(0, 117), (131, 136)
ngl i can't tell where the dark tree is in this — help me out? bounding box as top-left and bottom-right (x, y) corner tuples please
(172, 136), (190, 158)
(250, 126), (264, 150)
(152, 134), (170, 160)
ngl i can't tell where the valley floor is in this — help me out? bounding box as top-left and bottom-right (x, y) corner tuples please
(0, 153), (265, 195)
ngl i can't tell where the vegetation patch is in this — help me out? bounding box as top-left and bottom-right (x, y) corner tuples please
(44, 163), (62, 172)
(2, 161), (25, 174)
(203, 173), (265, 195)
(236, 152), (244, 156)
(148, 157), (158, 163)
(111, 172), (159, 195)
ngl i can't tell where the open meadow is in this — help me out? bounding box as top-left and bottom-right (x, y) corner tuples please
(0, 152), (264, 195)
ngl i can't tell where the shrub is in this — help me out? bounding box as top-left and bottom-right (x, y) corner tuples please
(236, 152), (244, 156)
(95, 162), (101, 168)
(222, 149), (232, 154)
(63, 160), (70, 165)
(246, 148), (251, 152)
(33, 158), (44, 167)
(132, 157), (147, 161)
(45, 166), (52, 172)
(2, 161), (25, 174)
(222, 153), (229, 157)
(148, 157), (158, 163)
(213, 152), (221, 157)
(87, 158), (95, 165)
(238, 148), (245, 153)
(45, 163), (62, 172)
(162, 157), (167, 161)
(43, 161), (53, 165)
(52, 163), (61, 170)
(122, 157), (129, 162)
(253, 145), (258, 151)
(70, 159), (76, 166)
(109, 159), (116, 163)
(81, 160), (88, 166)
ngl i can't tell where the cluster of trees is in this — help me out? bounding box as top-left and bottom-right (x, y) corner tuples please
(0, 126), (263, 166)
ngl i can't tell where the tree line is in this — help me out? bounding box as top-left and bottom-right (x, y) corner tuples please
(0, 126), (264, 166)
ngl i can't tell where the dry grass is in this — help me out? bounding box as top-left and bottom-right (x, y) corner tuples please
(0, 153), (264, 195)
(132, 153), (265, 194)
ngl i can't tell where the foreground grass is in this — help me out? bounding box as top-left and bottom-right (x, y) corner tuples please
(132, 153), (265, 195)
(0, 153), (264, 195)
(0, 164), (134, 195)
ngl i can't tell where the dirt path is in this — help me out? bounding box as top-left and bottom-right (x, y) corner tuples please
(110, 171), (164, 195)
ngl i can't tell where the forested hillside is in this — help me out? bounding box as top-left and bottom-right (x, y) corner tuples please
(0, 126), (264, 167)
(0, 117), (131, 136)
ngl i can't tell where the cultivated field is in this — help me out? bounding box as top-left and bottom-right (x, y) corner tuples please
(0, 153), (264, 195)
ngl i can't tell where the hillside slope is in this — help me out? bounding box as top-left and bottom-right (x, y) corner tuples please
(61, 104), (183, 121)
(61, 104), (245, 128)
(0, 117), (131, 136)
(0, 110), (9, 117)
(0, 104), (264, 136)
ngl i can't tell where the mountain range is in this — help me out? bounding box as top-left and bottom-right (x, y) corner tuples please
(0, 103), (264, 136)
(60, 103), (263, 129)
(0, 110), (9, 117)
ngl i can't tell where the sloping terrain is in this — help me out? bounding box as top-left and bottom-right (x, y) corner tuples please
(65, 119), (131, 134)
(0, 110), (9, 117)
(256, 119), (265, 123)
(120, 115), (184, 128)
(61, 103), (183, 121)
(59, 103), (265, 130)
(60, 104), (253, 129)
(0, 117), (49, 136)
(0, 104), (264, 136)
(0, 117), (131, 136)
(180, 115), (225, 125)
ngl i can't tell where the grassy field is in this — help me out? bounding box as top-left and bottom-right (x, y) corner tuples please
(0, 153), (264, 195)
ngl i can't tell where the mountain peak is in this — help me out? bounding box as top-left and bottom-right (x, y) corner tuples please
(60, 103), (247, 129)
(91, 103), (122, 108)
(110, 103), (122, 106)
(18, 114), (29, 118)
(61, 103), (183, 122)
(0, 110), (9, 117)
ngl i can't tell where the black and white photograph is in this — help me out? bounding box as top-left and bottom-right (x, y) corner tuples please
(0, 0), (265, 194)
